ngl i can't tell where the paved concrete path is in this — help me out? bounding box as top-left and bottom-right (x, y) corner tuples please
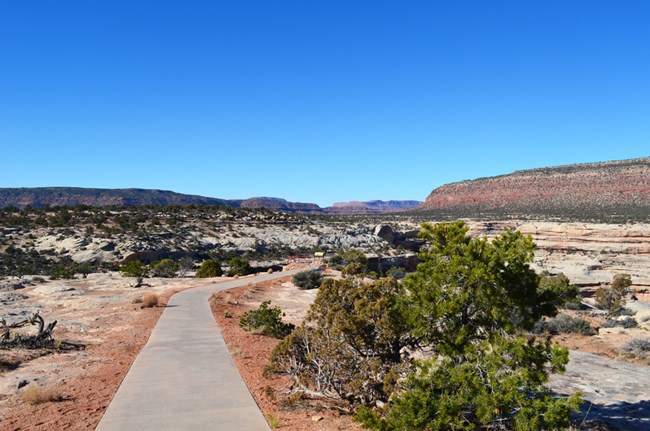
(96, 270), (301, 431)
(550, 350), (650, 430)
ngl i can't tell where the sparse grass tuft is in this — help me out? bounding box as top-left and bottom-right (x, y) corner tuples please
(22, 386), (65, 405)
(141, 292), (159, 308)
(267, 413), (280, 429)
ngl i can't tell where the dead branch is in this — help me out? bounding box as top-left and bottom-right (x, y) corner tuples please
(0, 312), (84, 351)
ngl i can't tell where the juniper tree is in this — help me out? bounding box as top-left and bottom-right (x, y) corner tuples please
(358, 221), (581, 430)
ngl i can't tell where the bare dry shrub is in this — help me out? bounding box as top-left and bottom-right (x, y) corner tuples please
(141, 292), (159, 308)
(131, 294), (143, 304)
(209, 292), (220, 305)
(22, 386), (65, 405)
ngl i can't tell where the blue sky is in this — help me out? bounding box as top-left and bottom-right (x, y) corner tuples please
(1, 1), (649, 206)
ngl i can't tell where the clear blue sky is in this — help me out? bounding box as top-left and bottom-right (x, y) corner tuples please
(1, 1), (649, 206)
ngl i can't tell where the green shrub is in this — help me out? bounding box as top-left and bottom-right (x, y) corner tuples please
(386, 266), (406, 279)
(150, 259), (179, 278)
(328, 249), (367, 272)
(292, 269), (323, 290)
(240, 301), (294, 339)
(49, 261), (76, 280)
(228, 257), (253, 276)
(538, 273), (581, 309)
(120, 260), (149, 278)
(195, 259), (223, 278)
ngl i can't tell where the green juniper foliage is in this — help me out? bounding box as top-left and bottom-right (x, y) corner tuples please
(357, 221), (581, 430)
(150, 259), (179, 278)
(195, 259), (223, 278)
(271, 277), (412, 406)
(227, 257), (253, 276)
(271, 221), (580, 430)
(119, 260), (149, 278)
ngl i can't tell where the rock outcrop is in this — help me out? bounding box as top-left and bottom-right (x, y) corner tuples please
(466, 221), (650, 286)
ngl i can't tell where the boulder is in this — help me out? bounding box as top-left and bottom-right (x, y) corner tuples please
(374, 225), (396, 244)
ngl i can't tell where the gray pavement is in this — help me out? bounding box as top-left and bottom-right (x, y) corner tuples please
(96, 270), (301, 431)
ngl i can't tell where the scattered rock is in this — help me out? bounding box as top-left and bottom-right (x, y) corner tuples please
(0, 292), (29, 305)
(99, 241), (116, 251)
(0, 281), (28, 292)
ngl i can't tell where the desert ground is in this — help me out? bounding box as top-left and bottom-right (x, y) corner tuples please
(0, 274), (211, 430)
(1, 267), (649, 430)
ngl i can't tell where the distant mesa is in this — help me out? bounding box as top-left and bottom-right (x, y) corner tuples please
(0, 188), (416, 215)
(328, 200), (423, 214)
(0, 187), (235, 209)
(418, 156), (650, 220)
(240, 197), (321, 213)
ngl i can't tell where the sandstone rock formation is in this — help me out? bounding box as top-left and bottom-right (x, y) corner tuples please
(0, 187), (235, 209)
(420, 157), (650, 221)
(466, 221), (650, 286)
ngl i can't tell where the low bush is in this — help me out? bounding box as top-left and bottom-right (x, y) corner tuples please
(196, 259), (223, 278)
(291, 269), (323, 290)
(239, 301), (294, 339)
(141, 292), (159, 308)
(150, 259), (179, 278)
(386, 266), (406, 279)
(227, 257), (253, 276)
(120, 260), (149, 278)
(602, 317), (638, 329)
(595, 274), (632, 312)
(619, 338), (650, 356)
(534, 314), (593, 335)
(612, 307), (636, 317)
